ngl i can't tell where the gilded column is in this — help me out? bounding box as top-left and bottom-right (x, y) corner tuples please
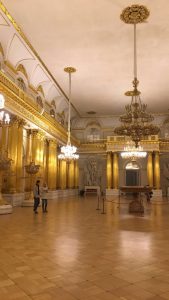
(16, 119), (25, 192)
(38, 132), (45, 180)
(113, 152), (119, 189)
(56, 158), (60, 188)
(47, 139), (57, 190)
(25, 130), (32, 192)
(7, 117), (19, 193)
(0, 125), (9, 195)
(31, 130), (39, 163)
(43, 139), (48, 183)
(68, 160), (75, 188)
(153, 151), (160, 189)
(106, 152), (112, 189)
(0, 125), (8, 155)
(60, 160), (67, 189)
(147, 152), (153, 187)
(74, 160), (79, 188)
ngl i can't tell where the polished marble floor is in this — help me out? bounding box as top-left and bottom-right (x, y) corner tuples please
(1, 195), (169, 299)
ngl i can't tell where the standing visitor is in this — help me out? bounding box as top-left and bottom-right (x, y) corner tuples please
(41, 182), (48, 213)
(33, 180), (40, 214)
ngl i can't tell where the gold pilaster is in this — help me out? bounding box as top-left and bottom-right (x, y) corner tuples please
(16, 119), (25, 192)
(43, 139), (47, 183)
(107, 152), (112, 189)
(38, 132), (45, 179)
(60, 160), (67, 190)
(25, 130), (32, 192)
(56, 158), (60, 188)
(68, 161), (75, 189)
(153, 151), (160, 189)
(47, 139), (57, 190)
(31, 130), (39, 163)
(74, 160), (79, 188)
(7, 117), (19, 193)
(147, 152), (153, 187)
(113, 152), (119, 189)
(0, 125), (8, 155)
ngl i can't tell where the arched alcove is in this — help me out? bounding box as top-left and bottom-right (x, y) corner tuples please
(125, 161), (140, 186)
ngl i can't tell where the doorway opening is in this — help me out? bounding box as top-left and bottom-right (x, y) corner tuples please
(125, 161), (140, 186)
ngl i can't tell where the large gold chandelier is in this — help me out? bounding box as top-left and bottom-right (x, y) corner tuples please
(58, 67), (79, 161)
(114, 5), (159, 147)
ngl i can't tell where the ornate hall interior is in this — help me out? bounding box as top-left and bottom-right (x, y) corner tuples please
(1, 0), (169, 299)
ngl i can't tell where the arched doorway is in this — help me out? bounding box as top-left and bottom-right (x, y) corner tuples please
(125, 161), (140, 186)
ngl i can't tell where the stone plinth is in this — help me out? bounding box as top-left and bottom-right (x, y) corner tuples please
(0, 204), (12, 215)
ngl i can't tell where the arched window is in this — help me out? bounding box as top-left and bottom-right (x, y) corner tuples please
(50, 109), (55, 118)
(37, 96), (43, 108)
(87, 127), (100, 142)
(17, 77), (26, 92)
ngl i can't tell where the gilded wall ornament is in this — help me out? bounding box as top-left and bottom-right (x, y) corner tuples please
(17, 64), (28, 80)
(120, 5), (150, 24)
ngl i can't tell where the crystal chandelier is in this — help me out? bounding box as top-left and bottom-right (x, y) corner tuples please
(58, 67), (79, 161)
(114, 5), (159, 148)
(121, 140), (147, 160)
(0, 93), (10, 124)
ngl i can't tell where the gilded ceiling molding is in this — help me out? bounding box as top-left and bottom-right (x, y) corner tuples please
(0, 1), (79, 116)
(0, 42), (4, 57)
(0, 70), (79, 146)
(16, 64), (28, 80)
(37, 85), (45, 97)
(29, 84), (38, 94)
(4, 60), (17, 74)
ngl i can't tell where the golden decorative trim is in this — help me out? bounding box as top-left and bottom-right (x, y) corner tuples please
(125, 90), (141, 96)
(79, 143), (106, 153)
(64, 67), (76, 73)
(4, 60), (17, 74)
(29, 84), (38, 94)
(0, 1), (79, 116)
(0, 42), (4, 57)
(0, 70), (79, 146)
(120, 5), (150, 24)
(37, 85), (45, 97)
(17, 64), (28, 80)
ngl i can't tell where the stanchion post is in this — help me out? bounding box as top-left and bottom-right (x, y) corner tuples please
(101, 195), (106, 214)
(96, 193), (101, 210)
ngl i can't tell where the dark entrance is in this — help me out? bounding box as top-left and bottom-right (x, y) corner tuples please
(126, 169), (139, 186)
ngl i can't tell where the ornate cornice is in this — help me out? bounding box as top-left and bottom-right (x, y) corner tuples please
(4, 60), (17, 74)
(37, 85), (45, 97)
(0, 42), (4, 57)
(0, 70), (79, 146)
(79, 143), (106, 154)
(0, 1), (79, 116)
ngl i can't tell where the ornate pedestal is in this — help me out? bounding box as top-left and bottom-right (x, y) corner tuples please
(129, 199), (144, 213)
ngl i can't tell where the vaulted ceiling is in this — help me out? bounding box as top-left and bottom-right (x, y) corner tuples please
(2, 0), (169, 116)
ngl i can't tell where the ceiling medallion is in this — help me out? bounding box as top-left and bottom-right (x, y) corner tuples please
(114, 5), (159, 147)
(120, 4), (150, 24)
(87, 111), (96, 115)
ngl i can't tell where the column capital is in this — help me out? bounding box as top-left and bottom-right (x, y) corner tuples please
(48, 139), (57, 146)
